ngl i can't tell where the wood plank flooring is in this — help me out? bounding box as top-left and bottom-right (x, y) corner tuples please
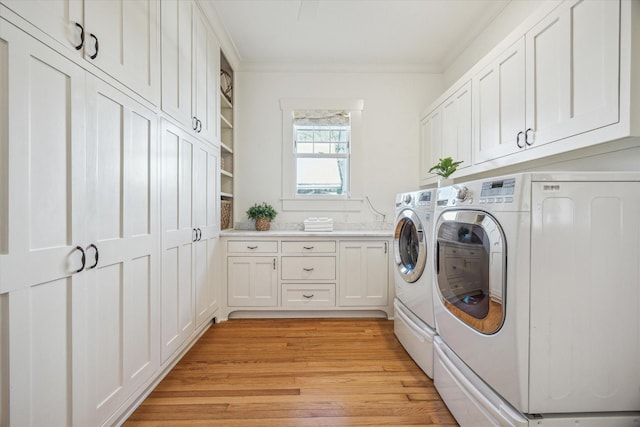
(124, 318), (457, 426)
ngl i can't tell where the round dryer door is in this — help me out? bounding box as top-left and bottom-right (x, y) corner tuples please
(394, 209), (427, 283)
(434, 210), (506, 334)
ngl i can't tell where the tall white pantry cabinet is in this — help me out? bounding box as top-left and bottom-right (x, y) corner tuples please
(0, 0), (224, 425)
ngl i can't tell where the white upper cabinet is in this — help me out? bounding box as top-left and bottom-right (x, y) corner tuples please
(474, 0), (620, 165)
(441, 81), (472, 170)
(525, 0), (619, 148)
(2, 0), (160, 105)
(421, 0), (628, 182)
(419, 108), (442, 182)
(161, 0), (220, 142)
(421, 81), (472, 182)
(473, 37), (526, 164)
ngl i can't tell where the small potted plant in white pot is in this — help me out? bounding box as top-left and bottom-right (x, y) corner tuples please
(428, 157), (463, 187)
(246, 202), (277, 231)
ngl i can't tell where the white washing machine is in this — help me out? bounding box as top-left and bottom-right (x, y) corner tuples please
(432, 172), (640, 426)
(393, 189), (437, 378)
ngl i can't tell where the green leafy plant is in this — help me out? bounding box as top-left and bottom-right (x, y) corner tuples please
(246, 202), (278, 221)
(428, 157), (463, 179)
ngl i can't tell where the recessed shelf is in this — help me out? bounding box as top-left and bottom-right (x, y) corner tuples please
(221, 169), (233, 178)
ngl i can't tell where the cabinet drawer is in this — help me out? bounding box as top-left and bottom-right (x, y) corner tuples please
(281, 257), (336, 280)
(281, 284), (336, 307)
(281, 241), (336, 253)
(227, 240), (278, 253)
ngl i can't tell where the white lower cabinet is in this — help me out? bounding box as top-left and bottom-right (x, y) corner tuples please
(338, 241), (389, 307)
(0, 22), (159, 426)
(227, 256), (278, 307)
(160, 120), (220, 364)
(223, 237), (392, 317)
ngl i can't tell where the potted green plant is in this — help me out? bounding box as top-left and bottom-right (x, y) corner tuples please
(246, 202), (278, 231)
(428, 157), (463, 186)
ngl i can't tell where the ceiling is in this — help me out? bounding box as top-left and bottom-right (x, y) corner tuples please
(208, 0), (511, 72)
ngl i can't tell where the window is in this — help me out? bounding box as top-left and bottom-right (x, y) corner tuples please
(280, 98), (364, 212)
(294, 110), (350, 196)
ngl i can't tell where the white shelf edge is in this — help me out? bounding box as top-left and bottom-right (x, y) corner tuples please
(220, 91), (233, 109)
(221, 192), (234, 198)
(220, 113), (233, 129)
(220, 141), (233, 153)
(221, 169), (233, 178)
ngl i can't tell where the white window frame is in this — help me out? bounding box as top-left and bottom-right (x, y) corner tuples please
(280, 98), (364, 212)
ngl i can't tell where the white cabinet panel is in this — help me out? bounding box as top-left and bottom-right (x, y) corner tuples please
(281, 284), (336, 307)
(227, 240), (278, 253)
(85, 77), (159, 425)
(0, 23), (159, 426)
(525, 0), (619, 148)
(161, 0), (219, 141)
(419, 108), (442, 181)
(160, 123), (197, 362)
(160, 121), (219, 362)
(194, 143), (219, 327)
(473, 37), (526, 164)
(441, 81), (472, 170)
(3, 0), (160, 104)
(339, 241), (388, 307)
(227, 256), (278, 307)
(281, 256), (336, 281)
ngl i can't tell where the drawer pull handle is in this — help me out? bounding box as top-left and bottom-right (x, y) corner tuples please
(303, 246), (314, 250)
(303, 267), (314, 272)
(247, 245), (258, 249)
(303, 294), (314, 299)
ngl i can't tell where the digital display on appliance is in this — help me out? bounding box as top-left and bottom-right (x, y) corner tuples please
(481, 177), (516, 196)
(418, 191), (432, 202)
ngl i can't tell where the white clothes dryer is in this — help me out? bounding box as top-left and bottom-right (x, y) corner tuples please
(432, 172), (640, 426)
(393, 189), (437, 378)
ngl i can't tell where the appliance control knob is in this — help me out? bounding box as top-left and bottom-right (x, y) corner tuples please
(403, 194), (412, 204)
(456, 186), (470, 202)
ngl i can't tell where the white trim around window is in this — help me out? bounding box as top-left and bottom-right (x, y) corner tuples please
(280, 98), (364, 212)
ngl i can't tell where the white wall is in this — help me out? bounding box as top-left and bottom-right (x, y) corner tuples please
(234, 71), (443, 228)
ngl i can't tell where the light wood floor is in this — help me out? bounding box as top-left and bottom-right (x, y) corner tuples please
(124, 318), (457, 426)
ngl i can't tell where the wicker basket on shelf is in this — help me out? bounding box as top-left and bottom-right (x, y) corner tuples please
(221, 200), (232, 229)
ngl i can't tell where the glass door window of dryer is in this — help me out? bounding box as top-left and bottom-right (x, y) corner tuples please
(394, 210), (426, 283)
(436, 211), (506, 334)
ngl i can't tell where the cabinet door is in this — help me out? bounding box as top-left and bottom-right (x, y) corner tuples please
(473, 37), (525, 164)
(338, 241), (388, 307)
(1, 0), (84, 52)
(192, 4), (220, 142)
(84, 76), (159, 425)
(419, 108), (442, 181)
(193, 142), (220, 327)
(0, 22), (90, 427)
(83, 0), (159, 104)
(442, 81), (472, 169)
(160, 121), (197, 362)
(160, 0), (193, 127)
(227, 257), (278, 307)
(525, 0), (619, 147)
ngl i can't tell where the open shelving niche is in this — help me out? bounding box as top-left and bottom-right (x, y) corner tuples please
(220, 51), (234, 229)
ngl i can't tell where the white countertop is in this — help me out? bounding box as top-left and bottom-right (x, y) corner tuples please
(220, 229), (393, 238)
